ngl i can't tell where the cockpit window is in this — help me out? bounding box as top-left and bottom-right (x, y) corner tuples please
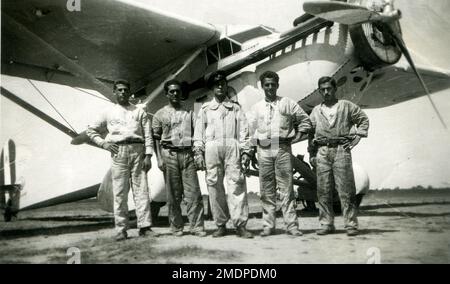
(207, 44), (219, 65)
(206, 38), (242, 65)
(219, 39), (232, 58)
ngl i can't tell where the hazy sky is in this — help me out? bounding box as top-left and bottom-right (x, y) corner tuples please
(2, 0), (449, 189)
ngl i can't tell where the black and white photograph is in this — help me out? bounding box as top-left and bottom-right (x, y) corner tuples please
(1, 0), (449, 265)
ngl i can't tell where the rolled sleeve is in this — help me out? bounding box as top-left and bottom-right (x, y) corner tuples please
(152, 111), (163, 140)
(246, 108), (258, 147)
(292, 102), (312, 134)
(237, 108), (252, 155)
(193, 108), (206, 154)
(141, 110), (154, 155)
(86, 112), (107, 148)
(349, 102), (369, 138)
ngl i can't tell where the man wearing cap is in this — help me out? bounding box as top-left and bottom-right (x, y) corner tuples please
(247, 71), (312, 237)
(86, 79), (156, 241)
(309, 76), (369, 237)
(152, 79), (206, 237)
(193, 71), (253, 238)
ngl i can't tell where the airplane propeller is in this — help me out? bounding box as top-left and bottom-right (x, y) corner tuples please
(387, 27), (448, 129)
(304, 0), (448, 129)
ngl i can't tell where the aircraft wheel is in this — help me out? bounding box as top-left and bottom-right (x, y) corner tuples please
(3, 198), (15, 222)
(302, 200), (317, 212)
(356, 194), (364, 208)
(150, 201), (166, 225)
(203, 195), (213, 220)
(4, 207), (12, 222)
(332, 194), (364, 215)
(333, 201), (342, 215)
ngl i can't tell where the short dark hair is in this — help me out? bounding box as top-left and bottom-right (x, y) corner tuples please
(113, 79), (130, 90)
(207, 71), (227, 89)
(260, 71), (279, 84)
(317, 76), (337, 89)
(163, 79), (182, 92)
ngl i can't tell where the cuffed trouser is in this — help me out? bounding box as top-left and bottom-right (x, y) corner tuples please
(204, 140), (249, 228)
(316, 145), (358, 229)
(258, 144), (298, 231)
(111, 144), (152, 233)
(161, 148), (204, 233)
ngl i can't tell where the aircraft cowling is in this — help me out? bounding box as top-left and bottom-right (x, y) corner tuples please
(349, 22), (402, 70)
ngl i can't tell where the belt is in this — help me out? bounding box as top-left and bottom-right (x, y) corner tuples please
(314, 138), (347, 147)
(116, 139), (144, 145)
(257, 138), (291, 147)
(161, 145), (192, 152)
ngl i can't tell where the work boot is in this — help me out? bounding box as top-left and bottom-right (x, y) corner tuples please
(212, 226), (227, 238)
(139, 227), (159, 238)
(172, 231), (184, 237)
(260, 227), (274, 237)
(286, 228), (303, 237)
(115, 231), (128, 241)
(192, 231), (207, 237)
(346, 228), (359, 236)
(236, 226), (254, 239)
(316, 226), (336, 236)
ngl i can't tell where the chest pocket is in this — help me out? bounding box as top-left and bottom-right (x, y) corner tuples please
(277, 103), (291, 131)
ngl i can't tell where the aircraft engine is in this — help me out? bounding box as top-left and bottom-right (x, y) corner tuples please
(348, 0), (403, 70)
(349, 22), (402, 70)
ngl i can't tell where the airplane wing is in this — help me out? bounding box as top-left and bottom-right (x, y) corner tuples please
(358, 65), (450, 109)
(299, 64), (450, 113)
(1, 0), (219, 98)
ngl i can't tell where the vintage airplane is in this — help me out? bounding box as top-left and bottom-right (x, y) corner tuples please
(1, 0), (449, 221)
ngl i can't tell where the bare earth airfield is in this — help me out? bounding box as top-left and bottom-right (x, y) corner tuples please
(1, 189), (449, 264)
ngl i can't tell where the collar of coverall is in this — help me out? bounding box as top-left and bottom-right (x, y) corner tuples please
(166, 102), (186, 111)
(209, 96), (234, 110)
(265, 95), (281, 105)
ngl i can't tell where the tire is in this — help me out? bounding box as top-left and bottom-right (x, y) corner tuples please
(332, 194), (364, 215)
(291, 155), (316, 188)
(4, 208), (12, 222)
(333, 201), (342, 215)
(150, 201), (166, 225)
(356, 194), (364, 208)
(203, 195), (213, 220)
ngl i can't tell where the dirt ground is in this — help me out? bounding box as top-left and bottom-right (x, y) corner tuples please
(0, 189), (449, 264)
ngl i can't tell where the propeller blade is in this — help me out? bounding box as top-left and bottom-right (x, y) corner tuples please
(390, 30), (448, 129)
(303, 1), (375, 25)
(303, 1), (401, 25)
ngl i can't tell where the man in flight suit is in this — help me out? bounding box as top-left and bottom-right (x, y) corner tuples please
(152, 80), (206, 237)
(87, 79), (155, 241)
(193, 71), (253, 238)
(247, 71), (312, 237)
(309, 76), (369, 237)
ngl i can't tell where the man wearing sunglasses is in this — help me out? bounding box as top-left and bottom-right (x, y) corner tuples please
(152, 80), (206, 237)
